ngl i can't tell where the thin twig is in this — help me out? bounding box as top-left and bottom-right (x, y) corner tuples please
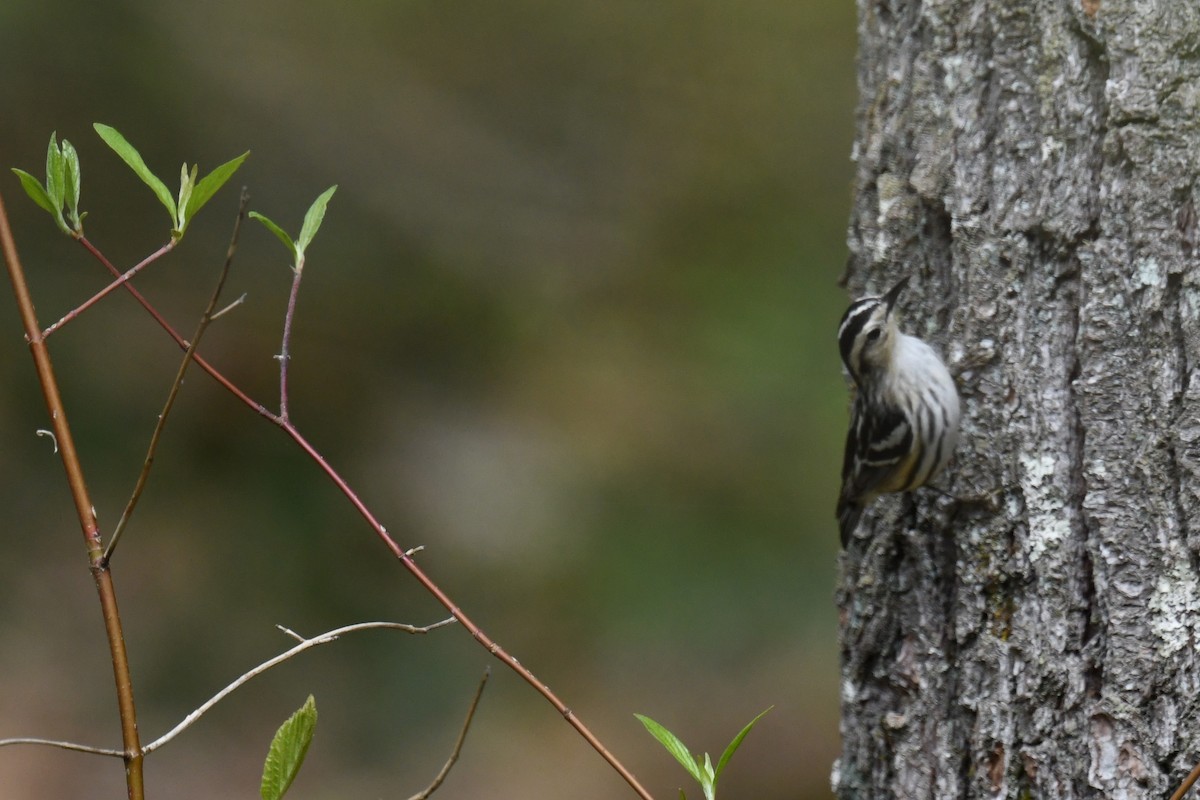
(77, 236), (270, 417)
(76, 234), (658, 800)
(142, 619), (456, 755)
(1171, 760), (1200, 800)
(211, 293), (247, 320)
(276, 423), (655, 800)
(275, 624), (306, 643)
(0, 191), (145, 799)
(0, 620), (454, 762)
(0, 738), (123, 758)
(42, 240), (176, 338)
(277, 258), (304, 422)
(103, 189), (250, 564)
(407, 667), (491, 800)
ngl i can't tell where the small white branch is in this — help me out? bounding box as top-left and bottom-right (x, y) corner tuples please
(0, 737), (123, 757)
(142, 618), (455, 754)
(0, 620), (455, 760)
(275, 624), (306, 643)
(210, 293), (247, 320)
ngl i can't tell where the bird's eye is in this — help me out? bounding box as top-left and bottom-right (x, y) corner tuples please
(866, 328), (882, 343)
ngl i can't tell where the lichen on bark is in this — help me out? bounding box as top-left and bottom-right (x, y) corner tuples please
(836, 1), (1200, 798)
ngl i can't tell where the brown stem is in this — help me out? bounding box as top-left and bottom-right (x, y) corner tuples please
(76, 234), (657, 800)
(406, 667), (490, 800)
(0, 193), (144, 799)
(1171, 761), (1200, 800)
(103, 189), (250, 564)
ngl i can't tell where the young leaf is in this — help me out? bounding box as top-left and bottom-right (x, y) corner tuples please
(260, 695), (318, 800)
(635, 714), (704, 786)
(700, 752), (716, 800)
(713, 706), (773, 784)
(175, 163), (196, 233)
(61, 138), (82, 227)
(11, 132), (79, 235)
(183, 150), (249, 227)
(295, 184), (337, 260)
(249, 212), (298, 265)
(45, 132), (65, 210)
(93, 123), (176, 218)
(11, 169), (57, 216)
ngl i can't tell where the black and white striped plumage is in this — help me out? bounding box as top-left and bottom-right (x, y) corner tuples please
(836, 277), (960, 546)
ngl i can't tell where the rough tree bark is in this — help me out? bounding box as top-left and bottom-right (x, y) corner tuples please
(835, 1), (1200, 798)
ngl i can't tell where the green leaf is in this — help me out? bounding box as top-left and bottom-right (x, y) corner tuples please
(249, 212), (298, 265)
(45, 132), (65, 210)
(12, 165), (69, 235)
(183, 150), (249, 229)
(260, 695), (318, 800)
(714, 706), (773, 784)
(11, 169), (57, 216)
(701, 753), (716, 800)
(93, 123), (176, 219)
(175, 163), (195, 234)
(295, 184), (337, 260)
(635, 714), (704, 786)
(61, 138), (82, 229)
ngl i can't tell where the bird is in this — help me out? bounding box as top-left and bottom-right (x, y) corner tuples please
(836, 276), (960, 546)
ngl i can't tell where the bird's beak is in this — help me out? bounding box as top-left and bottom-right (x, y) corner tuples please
(883, 276), (910, 312)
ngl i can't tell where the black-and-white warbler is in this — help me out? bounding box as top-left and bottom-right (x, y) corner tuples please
(836, 276), (960, 546)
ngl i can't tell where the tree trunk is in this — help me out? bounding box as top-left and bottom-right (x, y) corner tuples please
(835, 1), (1200, 798)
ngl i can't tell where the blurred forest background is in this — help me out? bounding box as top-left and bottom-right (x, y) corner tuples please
(0, 1), (856, 798)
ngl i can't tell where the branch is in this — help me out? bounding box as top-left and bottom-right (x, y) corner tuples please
(75, 233), (658, 800)
(142, 619), (456, 755)
(406, 667), (490, 800)
(103, 188), (250, 563)
(42, 240), (175, 338)
(1171, 761), (1200, 800)
(77, 235), (270, 416)
(0, 738), (123, 758)
(0, 620), (455, 762)
(278, 424), (657, 798)
(277, 255), (304, 423)
(0, 190), (145, 800)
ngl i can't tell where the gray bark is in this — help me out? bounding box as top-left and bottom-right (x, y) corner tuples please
(836, 1), (1200, 798)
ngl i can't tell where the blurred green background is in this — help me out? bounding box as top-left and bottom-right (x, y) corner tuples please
(0, 2), (855, 797)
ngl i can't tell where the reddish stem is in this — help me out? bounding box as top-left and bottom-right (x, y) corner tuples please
(43, 241), (175, 338)
(78, 237), (271, 417)
(77, 234), (655, 800)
